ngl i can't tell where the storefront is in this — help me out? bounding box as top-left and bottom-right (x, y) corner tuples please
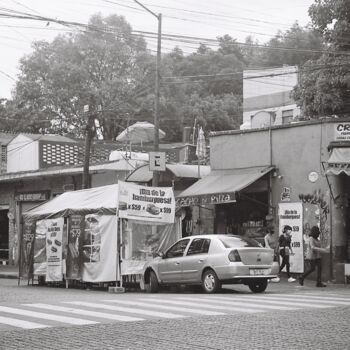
(176, 118), (350, 282)
(176, 166), (274, 243)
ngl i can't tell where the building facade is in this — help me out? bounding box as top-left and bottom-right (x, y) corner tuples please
(178, 118), (350, 282)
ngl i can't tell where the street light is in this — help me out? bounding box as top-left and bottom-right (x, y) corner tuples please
(133, 0), (162, 186)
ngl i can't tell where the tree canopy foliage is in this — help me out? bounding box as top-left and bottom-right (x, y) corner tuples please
(1, 8), (335, 141)
(293, 0), (350, 117)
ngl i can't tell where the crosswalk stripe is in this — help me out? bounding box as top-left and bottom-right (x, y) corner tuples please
(283, 294), (350, 302)
(64, 301), (185, 319)
(260, 295), (350, 305)
(220, 296), (332, 308)
(103, 299), (225, 316)
(175, 296), (298, 311)
(0, 306), (97, 326)
(0, 315), (50, 329)
(24, 303), (144, 322)
(144, 298), (262, 313)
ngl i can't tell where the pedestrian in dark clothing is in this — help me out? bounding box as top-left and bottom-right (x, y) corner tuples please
(299, 226), (329, 287)
(278, 225), (296, 282)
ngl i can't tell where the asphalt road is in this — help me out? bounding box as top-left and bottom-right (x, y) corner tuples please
(0, 278), (349, 350)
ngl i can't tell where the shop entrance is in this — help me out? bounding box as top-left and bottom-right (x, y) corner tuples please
(215, 191), (269, 244)
(0, 210), (9, 262)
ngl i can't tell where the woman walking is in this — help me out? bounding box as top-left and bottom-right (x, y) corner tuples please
(278, 225), (296, 282)
(299, 226), (329, 287)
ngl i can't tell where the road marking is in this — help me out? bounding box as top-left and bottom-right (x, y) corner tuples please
(0, 315), (49, 329)
(223, 296), (332, 308)
(285, 294), (350, 302)
(175, 296), (298, 311)
(103, 299), (224, 316)
(64, 301), (185, 319)
(24, 303), (144, 322)
(144, 298), (262, 313)
(261, 294), (350, 305)
(0, 306), (97, 325)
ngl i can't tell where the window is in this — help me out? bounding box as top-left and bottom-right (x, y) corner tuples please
(187, 239), (211, 256)
(166, 239), (190, 258)
(220, 236), (260, 248)
(282, 109), (293, 125)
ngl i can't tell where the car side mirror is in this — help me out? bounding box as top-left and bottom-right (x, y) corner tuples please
(157, 251), (165, 258)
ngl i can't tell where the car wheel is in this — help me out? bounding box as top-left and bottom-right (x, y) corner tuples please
(145, 270), (159, 293)
(248, 279), (268, 293)
(202, 269), (221, 294)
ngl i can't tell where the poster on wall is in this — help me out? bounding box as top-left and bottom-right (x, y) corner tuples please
(19, 221), (36, 279)
(81, 215), (118, 283)
(118, 181), (175, 224)
(66, 215), (84, 279)
(278, 202), (304, 273)
(45, 218), (64, 282)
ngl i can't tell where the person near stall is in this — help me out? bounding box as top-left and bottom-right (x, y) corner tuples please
(277, 225), (296, 283)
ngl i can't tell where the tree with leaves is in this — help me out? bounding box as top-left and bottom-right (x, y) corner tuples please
(11, 14), (153, 140)
(293, 0), (350, 117)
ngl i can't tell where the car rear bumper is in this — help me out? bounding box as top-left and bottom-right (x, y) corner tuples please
(215, 263), (279, 281)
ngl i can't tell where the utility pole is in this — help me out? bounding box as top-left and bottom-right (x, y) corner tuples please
(133, 0), (162, 186)
(82, 105), (95, 189)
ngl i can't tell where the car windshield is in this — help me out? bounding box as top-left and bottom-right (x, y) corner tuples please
(219, 236), (260, 248)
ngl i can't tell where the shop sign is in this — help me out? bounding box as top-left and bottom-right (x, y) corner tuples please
(118, 181), (175, 224)
(334, 123), (350, 141)
(15, 191), (49, 202)
(176, 192), (236, 207)
(278, 202), (303, 273)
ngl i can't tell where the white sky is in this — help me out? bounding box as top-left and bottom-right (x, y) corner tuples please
(0, 0), (314, 99)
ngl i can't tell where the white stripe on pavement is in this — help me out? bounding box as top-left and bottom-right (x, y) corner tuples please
(259, 295), (350, 306)
(175, 296), (298, 311)
(143, 298), (262, 313)
(24, 303), (144, 322)
(102, 299), (224, 316)
(282, 294), (350, 302)
(224, 296), (332, 308)
(0, 315), (50, 329)
(0, 306), (97, 325)
(64, 301), (185, 319)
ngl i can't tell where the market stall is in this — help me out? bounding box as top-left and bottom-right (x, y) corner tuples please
(20, 182), (178, 287)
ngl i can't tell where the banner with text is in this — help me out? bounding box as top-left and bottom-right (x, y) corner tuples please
(278, 202), (304, 273)
(19, 221), (36, 279)
(45, 218), (64, 282)
(118, 181), (175, 224)
(66, 215), (84, 279)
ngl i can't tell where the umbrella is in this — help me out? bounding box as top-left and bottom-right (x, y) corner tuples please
(116, 121), (166, 144)
(195, 127), (207, 160)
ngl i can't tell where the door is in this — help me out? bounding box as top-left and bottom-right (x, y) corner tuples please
(0, 210), (9, 261)
(157, 239), (190, 283)
(181, 238), (211, 282)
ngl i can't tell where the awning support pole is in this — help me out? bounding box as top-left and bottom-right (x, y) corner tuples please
(321, 162), (336, 202)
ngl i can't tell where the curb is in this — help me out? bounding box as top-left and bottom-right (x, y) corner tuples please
(0, 273), (18, 279)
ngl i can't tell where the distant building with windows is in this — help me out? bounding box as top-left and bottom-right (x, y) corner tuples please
(241, 66), (301, 130)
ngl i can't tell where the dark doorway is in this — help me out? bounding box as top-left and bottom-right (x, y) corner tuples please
(0, 210), (9, 261)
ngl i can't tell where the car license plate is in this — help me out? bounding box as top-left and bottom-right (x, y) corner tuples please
(250, 269), (270, 276)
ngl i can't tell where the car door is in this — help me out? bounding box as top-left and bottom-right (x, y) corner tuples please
(157, 239), (190, 283)
(181, 238), (211, 283)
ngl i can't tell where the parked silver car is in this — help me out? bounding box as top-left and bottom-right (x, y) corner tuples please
(142, 234), (279, 293)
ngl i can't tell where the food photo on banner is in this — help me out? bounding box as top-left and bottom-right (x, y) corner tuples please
(278, 202), (304, 273)
(66, 215), (84, 279)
